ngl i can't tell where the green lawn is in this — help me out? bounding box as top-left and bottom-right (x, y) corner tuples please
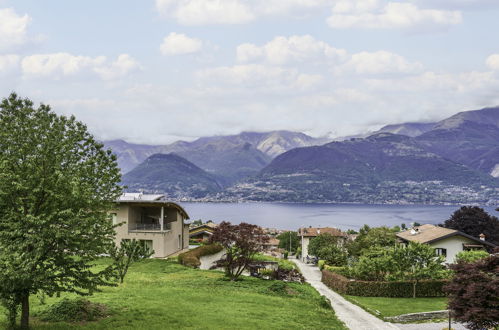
(0, 259), (346, 329)
(344, 296), (448, 318)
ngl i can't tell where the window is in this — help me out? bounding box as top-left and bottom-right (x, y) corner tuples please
(435, 248), (447, 257)
(139, 240), (153, 254)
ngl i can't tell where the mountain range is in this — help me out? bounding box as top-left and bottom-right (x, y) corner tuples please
(105, 106), (499, 204)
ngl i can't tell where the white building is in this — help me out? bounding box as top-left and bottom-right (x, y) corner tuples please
(396, 224), (495, 264)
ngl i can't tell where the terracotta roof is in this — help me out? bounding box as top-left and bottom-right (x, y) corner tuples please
(264, 238), (280, 246)
(298, 227), (346, 237)
(396, 224), (496, 247)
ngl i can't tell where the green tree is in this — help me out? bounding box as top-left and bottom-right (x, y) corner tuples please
(443, 206), (499, 246)
(0, 94), (122, 329)
(391, 243), (446, 298)
(110, 239), (154, 283)
(351, 248), (394, 281)
(277, 231), (299, 252)
(346, 225), (396, 257)
(308, 233), (347, 266)
(455, 250), (489, 264)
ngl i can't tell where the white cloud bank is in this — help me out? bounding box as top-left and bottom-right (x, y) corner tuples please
(160, 32), (203, 55)
(0, 8), (31, 51)
(327, 1), (462, 30)
(486, 54), (499, 71)
(21, 53), (140, 80)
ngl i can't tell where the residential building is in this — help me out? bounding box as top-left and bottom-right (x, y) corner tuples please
(396, 224), (496, 264)
(111, 193), (190, 258)
(298, 227), (347, 262)
(189, 221), (217, 242)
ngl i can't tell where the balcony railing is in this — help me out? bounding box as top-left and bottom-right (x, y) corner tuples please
(129, 222), (172, 231)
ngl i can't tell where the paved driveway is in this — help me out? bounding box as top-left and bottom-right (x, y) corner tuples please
(293, 259), (400, 330)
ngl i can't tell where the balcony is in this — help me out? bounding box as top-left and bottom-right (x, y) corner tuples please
(129, 222), (172, 232)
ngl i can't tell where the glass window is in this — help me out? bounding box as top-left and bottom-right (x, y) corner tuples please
(435, 248), (447, 257)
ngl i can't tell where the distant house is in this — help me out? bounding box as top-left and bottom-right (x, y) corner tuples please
(298, 227), (347, 262)
(262, 237), (280, 252)
(396, 224), (496, 264)
(189, 221), (217, 242)
(112, 193), (190, 258)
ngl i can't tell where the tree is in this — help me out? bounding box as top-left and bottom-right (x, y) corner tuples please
(442, 206), (499, 246)
(455, 250), (489, 264)
(308, 233), (347, 266)
(110, 239), (153, 283)
(391, 243), (446, 298)
(210, 222), (268, 281)
(445, 253), (499, 330)
(0, 94), (122, 329)
(277, 231), (299, 252)
(346, 225), (396, 257)
(351, 248), (394, 281)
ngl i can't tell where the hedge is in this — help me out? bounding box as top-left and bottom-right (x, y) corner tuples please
(322, 269), (447, 298)
(178, 244), (223, 268)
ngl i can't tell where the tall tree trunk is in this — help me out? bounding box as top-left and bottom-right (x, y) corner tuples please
(412, 281), (417, 299)
(20, 293), (29, 329)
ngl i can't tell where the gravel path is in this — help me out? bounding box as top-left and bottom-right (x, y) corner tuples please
(293, 259), (400, 330)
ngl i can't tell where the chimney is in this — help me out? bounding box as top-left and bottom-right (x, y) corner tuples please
(479, 233), (486, 241)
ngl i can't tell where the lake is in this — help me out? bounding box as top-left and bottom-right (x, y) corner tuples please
(180, 202), (498, 231)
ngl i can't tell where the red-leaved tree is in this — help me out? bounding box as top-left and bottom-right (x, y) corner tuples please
(444, 251), (499, 330)
(210, 222), (269, 281)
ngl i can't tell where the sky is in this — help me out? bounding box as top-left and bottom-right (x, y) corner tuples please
(1, 0), (499, 144)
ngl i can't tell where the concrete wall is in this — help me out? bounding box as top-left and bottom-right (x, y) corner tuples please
(429, 235), (478, 264)
(301, 237), (311, 261)
(112, 203), (188, 258)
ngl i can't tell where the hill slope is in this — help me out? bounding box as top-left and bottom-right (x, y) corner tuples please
(121, 153), (223, 199)
(221, 133), (499, 204)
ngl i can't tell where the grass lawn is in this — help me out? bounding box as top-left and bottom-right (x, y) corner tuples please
(344, 296), (448, 318)
(0, 258), (346, 329)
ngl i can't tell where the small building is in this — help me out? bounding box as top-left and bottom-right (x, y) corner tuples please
(189, 221), (217, 242)
(396, 224), (496, 264)
(262, 237), (280, 252)
(111, 193), (190, 258)
(298, 227), (347, 262)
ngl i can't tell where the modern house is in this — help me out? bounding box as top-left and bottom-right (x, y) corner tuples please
(298, 227), (347, 262)
(189, 221), (217, 242)
(396, 224), (496, 264)
(111, 193), (190, 258)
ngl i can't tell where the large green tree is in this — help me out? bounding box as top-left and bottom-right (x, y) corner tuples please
(308, 233), (348, 266)
(0, 93), (122, 328)
(346, 225), (397, 257)
(277, 231), (299, 253)
(442, 206), (499, 246)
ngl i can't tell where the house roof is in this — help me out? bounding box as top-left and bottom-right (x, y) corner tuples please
(264, 238), (280, 246)
(298, 227), (346, 237)
(396, 224), (496, 247)
(116, 193), (190, 219)
(190, 224), (217, 235)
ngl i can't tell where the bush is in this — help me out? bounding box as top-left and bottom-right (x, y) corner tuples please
(283, 251), (288, 259)
(455, 250), (490, 263)
(178, 244), (223, 268)
(318, 260), (326, 270)
(322, 270), (447, 298)
(39, 298), (108, 322)
(324, 265), (351, 277)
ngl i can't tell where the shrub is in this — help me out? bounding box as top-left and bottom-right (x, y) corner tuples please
(178, 244), (223, 268)
(322, 270), (446, 298)
(324, 265), (351, 278)
(318, 260), (326, 270)
(455, 250), (490, 263)
(39, 298), (108, 322)
(283, 251), (288, 259)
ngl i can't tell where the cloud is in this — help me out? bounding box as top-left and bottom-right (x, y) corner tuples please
(155, 0), (254, 25)
(327, 1), (462, 30)
(21, 53), (140, 80)
(341, 50), (423, 75)
(0, 8), (31, 51)
(0, 54), (19, 72)
(196, 64), (323, 91)
(160, 32), (203, 55)
(236, 35), (347, 65)
(486, 54), (499, 71)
